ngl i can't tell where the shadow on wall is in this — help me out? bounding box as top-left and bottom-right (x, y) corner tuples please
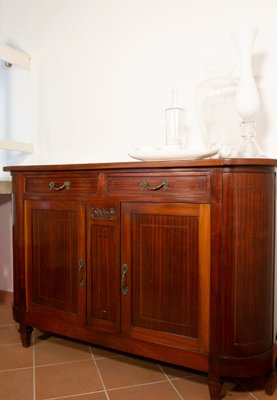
(0, 194), (13, 292)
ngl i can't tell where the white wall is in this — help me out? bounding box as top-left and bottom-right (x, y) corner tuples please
(0, 0), (277, 175)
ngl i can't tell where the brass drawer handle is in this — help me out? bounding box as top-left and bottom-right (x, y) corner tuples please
(121, 264), (128, 295)
(140, 180), (170, 191)
(49, 181), (71, 191)
(79, 259), (85, 287)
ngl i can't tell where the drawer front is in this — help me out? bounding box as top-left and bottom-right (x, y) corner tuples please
(107, 172), (211, 202)
(24, 173), (99, 195)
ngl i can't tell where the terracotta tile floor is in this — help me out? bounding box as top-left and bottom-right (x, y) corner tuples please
(1, 291), (276, 400)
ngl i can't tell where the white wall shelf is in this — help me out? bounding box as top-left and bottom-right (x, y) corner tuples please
(0, 181), (12, 194)
(0, 44), (30, 69)
(0, 140), (33, 153)
(0, 45), (32, 154)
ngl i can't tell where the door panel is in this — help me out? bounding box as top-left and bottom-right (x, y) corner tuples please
(121, 203), (210, 352)
(24, 200), (86, 325)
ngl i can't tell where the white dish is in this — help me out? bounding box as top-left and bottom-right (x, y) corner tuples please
(128, 146), (218, 161)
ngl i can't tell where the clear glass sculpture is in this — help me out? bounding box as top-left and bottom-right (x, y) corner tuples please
(194, 64), (239, 157)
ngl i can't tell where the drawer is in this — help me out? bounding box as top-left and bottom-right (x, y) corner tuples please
(24, 173), (99, 195)
(106, 172), (211, 202)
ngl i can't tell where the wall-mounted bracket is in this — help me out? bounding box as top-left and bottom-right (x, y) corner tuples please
(0, 45), (32, 152)
(0, 181), (12, 194)
(0, 140), (33, 153)
(0, 44), (30, 70)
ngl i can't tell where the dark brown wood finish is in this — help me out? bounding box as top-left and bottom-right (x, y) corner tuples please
(24, 200), (86, 324)
(121, 202), (210, 352)
(87, 202), (121, 333)
(4, 158), (277, 400)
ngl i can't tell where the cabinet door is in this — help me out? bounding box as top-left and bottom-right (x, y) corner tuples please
(121, 203), (210, 353)
(24, 200), (86, 325)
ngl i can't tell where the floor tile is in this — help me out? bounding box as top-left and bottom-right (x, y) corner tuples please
(90, 344), (123, 360)
(251, 390), (277, 399)
(108, 381), (183, 400)
(35, 359), (104, 399)
(171, 375), (213, 400)
(59, 393), (107, 399)
(0, 309), (14, 325)
(34, 336), (92, 365)
(0, 290), (274, 400)
(236, 376), (276, 399)
(160, 363), (199, 379)
(0, 324), (21, 345)
(172, 375), (255, 400)
(0, 368), (33, 400)
(0, 343), (33, 371)
(220, 380), (255, 399)
(96, 354), (166, 389)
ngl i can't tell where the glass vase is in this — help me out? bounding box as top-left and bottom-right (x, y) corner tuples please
(231, 26), (264, 157)
(194, 64), (239, 157)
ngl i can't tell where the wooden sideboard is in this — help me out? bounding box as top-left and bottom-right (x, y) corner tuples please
(4, 158), (277, 400)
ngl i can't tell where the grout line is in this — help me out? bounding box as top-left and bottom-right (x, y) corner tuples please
(106, 378), (170, 392)
(89, 345), (111, 400)
(234, 379), (259, 400)
(32, 332), (36, 400)
(92, 353), (125, 361)
(166, 373), (201, 381)
(0, 342), (23, 347)
(41, 389), (106, 400)
(0, 366), (33, 373)
(35, 358), (95, 368)
(158, 364), (185, 400)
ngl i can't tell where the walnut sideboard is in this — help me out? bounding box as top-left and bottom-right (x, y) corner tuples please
(4, 158), (277, 399)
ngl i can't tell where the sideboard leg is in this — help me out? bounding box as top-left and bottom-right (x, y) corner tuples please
(208, 377), (222, 400)
(265, 368), (275, 396)
(18, 324), (33, 347)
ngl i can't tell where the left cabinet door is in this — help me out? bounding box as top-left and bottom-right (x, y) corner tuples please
(24, 199), (86, 326)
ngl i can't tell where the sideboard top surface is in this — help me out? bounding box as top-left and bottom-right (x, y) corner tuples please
(3, 158), (277, 173)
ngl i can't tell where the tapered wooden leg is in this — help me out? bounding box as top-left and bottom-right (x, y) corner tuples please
(208, 377), (222, 400)
(18, 324), (33, 347)
(265, 368), (275, 396)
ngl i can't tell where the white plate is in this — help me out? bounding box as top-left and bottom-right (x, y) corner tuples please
(128, 146), (218, 161)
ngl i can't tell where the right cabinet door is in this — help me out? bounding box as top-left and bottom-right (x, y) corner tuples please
(121, 202), (211, 353)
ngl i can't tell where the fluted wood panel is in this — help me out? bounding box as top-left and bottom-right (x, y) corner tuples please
(131, 212), (199, 336)
(24, 200), (86, 324)
(121, 202), (210, 352)
(221, 172), (275, 356)
(87, 222), (120, 333)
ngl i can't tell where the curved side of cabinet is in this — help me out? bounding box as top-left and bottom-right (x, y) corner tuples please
(219, 169), (275, 376)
